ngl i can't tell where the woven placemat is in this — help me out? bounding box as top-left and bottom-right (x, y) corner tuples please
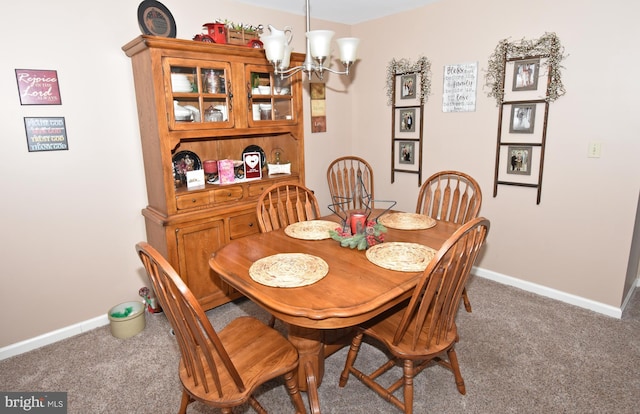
(378, 212), (436, 230)
(284, 220), (339, 240)
(249, 253), (329, 287)
(366, 242), (437, 272)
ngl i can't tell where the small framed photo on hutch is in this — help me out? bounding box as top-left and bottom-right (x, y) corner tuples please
(512, 58), (540, 91)
(15, 69), (62, 105)
(509, 103), (536, 133)
(24, 117), (68, 152)
(394, 140), (420, 172)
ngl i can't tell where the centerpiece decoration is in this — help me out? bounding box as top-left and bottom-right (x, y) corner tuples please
(329, 220), (387, 250)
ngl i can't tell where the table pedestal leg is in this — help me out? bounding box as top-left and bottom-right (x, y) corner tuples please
(287, 325), (324, 414)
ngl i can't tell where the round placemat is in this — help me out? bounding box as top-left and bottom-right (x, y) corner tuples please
(378, 212), (436, 230)
(284, 220), (339, 240)
(366, 242), (437, 272)
(249, 253), (329, 287)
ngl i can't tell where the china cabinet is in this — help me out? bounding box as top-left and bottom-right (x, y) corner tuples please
(123, 35), (305, 309)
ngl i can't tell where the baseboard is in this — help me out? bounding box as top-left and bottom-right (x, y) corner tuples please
(472, 267), (623, 319)
(1, 270), (634, 361)
(0, 315), (109, 361)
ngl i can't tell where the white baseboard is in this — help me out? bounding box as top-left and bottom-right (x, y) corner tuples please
(472, 267), (623, 319)
(0, 315), (109, 361)
(1, 270), (635, 361)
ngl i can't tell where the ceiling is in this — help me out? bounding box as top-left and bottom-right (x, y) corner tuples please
(232, 0), (441, 25)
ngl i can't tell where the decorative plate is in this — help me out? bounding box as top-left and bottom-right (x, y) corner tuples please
(378, 212), (436, 230)
(366, 242), (437, 272)
(242, 145), (266, 170)
(137, 0), (177, 38)
(249, 253), (329, 288)
(172, 151), (201, 184)
(285, 220), (340, 240)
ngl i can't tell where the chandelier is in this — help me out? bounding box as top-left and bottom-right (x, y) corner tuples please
(261, 0), (360, 80)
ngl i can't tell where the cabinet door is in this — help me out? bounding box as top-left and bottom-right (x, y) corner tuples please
(164, 57), (234, 130)
(175, 219), (237, 309)
(246, 64), (297, 126)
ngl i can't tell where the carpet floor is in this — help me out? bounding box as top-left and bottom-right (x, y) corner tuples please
(1, 276), (639, 413)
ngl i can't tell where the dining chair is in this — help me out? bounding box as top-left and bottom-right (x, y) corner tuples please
(338, 217), (490, 414)
(416, 170), (482, 312)
(136, 242), (307, 414)
(255, 182), (321, 233)
(326, 156), (374, 212)
(255, 182), (321, 328)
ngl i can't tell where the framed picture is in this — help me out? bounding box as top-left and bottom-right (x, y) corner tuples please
(24, 117), (68, 152)
(509, 103), (536, 133)
(506, 145), (533, 175)
(400, 73), (416, 100)
(394, 72), (421, 107)
(15, 69), (62, 105)
(393, 140), (420, 172)
(394, 107), (421, 138)
(512, 58), (540, 91)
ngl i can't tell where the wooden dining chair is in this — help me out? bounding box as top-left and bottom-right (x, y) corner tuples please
(326, 156), (374, 211)
(136, 242), (307, 414)
(255, 182), (321, 233)
(255, 182), (321, 328)
(416, 170), (482, 312)
(339, 217), (490, 414)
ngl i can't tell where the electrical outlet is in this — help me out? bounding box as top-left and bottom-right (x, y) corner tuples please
(588, 142), (602, 158)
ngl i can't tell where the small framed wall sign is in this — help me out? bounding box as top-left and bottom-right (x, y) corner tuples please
(24, 117), (68, 152)
(15, 69), (62, 105)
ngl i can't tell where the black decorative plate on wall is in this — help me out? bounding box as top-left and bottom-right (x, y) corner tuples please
(137, 0), (176, 38)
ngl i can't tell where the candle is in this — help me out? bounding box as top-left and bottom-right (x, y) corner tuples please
(350, 212), (366, 235)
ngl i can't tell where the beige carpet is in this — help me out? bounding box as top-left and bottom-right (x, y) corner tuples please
(1, 277), (639, 413)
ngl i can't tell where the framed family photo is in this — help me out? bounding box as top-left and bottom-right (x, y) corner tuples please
(394, 107), (421, 138)
(394, 72), (421, 107)
(512, 58), (539, 91)
(509, 103), (536, 134)
(506, 145), (533, 175)
(394, 140), (420, 172)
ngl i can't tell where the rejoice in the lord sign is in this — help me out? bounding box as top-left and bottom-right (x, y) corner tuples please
(442, 62), (478, 113)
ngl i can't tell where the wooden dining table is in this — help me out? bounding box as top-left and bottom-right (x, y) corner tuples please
(208, 210), (460, 414)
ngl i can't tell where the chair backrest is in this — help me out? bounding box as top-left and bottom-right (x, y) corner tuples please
(327, 156), (374, 211)
(416, 170), (482, 225)
(136, 242), (245, 397)
(255, 183), (321, 233)
(392, 217), (490, 349)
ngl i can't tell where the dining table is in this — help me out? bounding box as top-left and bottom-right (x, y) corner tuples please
(208, 209), (460, 414)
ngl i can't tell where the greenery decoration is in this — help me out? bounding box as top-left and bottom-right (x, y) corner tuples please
(485, 32), (567, 106)
(329, 220), (387, 251)
(386, 56), (432, 106)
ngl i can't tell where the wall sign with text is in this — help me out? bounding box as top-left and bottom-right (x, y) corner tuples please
(15, 69), (62, 105)
(24, 117), (69, 152)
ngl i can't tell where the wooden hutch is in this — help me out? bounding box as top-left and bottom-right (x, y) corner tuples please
(123, 35), (305, 310)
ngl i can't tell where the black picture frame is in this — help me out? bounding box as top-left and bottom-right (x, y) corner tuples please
(24, 117), (68, 152)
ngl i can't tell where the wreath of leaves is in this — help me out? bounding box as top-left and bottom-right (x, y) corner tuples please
(386, 56), (432, 106)
(485, 32), (567, 106)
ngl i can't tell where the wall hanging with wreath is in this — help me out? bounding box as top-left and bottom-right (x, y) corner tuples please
(485, 32), (567, 204)
(386, 56), (432, 186)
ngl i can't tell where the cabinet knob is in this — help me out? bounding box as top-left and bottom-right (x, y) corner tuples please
(191, 198), (197, 203)
(248, 222), (254, 227)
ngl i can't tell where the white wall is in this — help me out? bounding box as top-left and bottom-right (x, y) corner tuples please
(1, 0), (638, 351)
(349, 0), (640, 307)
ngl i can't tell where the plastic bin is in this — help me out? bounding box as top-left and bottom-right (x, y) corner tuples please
(108, 301), (145, 339)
